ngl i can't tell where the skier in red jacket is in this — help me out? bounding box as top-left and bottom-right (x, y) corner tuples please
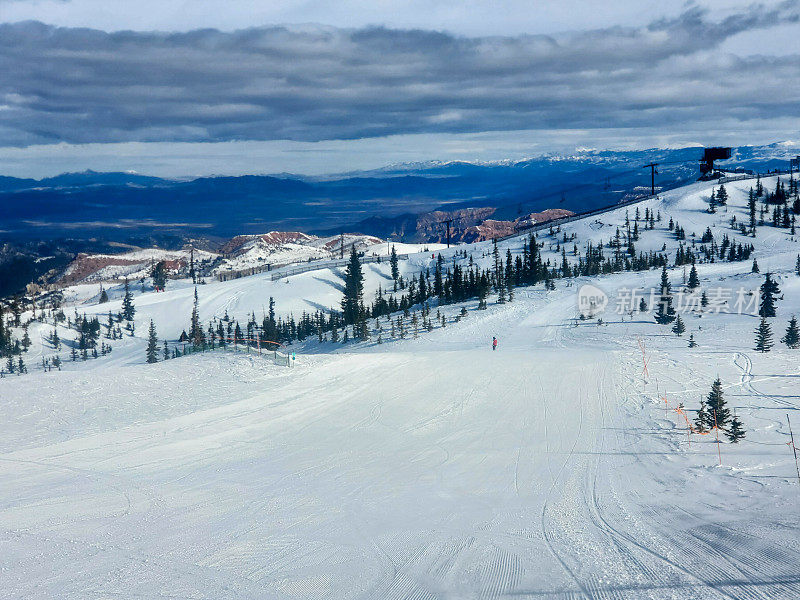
(492, 337), (498, 351)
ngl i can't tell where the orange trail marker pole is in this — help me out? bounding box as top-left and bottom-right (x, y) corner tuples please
(713, 409), (721, 466)
(788, 414), (800, 485)
(675, 407), (691, 448)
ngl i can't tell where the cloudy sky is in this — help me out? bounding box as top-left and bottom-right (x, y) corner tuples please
(1, 0), (799, 177)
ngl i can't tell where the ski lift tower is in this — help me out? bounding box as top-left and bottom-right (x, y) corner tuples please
(699, 147), (732, 179)
(441, 218), (454, 248)
(643, 162), (659, 196)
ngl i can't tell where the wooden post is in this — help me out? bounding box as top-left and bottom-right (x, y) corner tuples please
(788, 414), (800, 485)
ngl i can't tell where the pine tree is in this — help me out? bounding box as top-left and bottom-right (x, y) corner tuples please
(341, 246), (364, 325)
(390, 245), (399, 282)
(151, 260), (168, 291)
(754, 317), (774, 352)
(356, 303), (370, 341)
(146, 320), (158, 363)
(189, 287), (204, 347)
(189, 247), (196, 284)
(716, 184), (728, 205)
(121, 279), (135, 321)
(758, 273), (781, 318)
(694, 397), (709, 433)
(672, 315), (686, 336)
(705, 377), (730, 429)
(51, 328), (60, 350)
(725, 411), (745, 443)
(639, 297), (648, 312)
(782, 316), (800, 349)
(99, 287), (109, 303)
(687, 264), (700, 289)
(654, 266), (676, 324)
(477, 283), (488, 310)
(751, 258), (760, 273)
(163, 339), (170, 360)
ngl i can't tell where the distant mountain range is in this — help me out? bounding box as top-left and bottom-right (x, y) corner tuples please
(1, 143), (797, 245)
(1, 142), (798, 297)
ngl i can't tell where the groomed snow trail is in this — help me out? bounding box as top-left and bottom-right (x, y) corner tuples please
(2, 295), (799, 599)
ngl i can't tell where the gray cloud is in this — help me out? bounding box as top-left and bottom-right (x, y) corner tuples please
(1, 3), (799, 147)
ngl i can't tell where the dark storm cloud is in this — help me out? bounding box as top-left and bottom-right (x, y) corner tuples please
(1, 2), (798, 147)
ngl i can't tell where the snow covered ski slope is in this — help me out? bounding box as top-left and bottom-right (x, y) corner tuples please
(3, 175), (800, 598)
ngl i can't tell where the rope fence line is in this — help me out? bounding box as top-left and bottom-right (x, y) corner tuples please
(173, 337), (296, 367)
(269, 253), (409, 281)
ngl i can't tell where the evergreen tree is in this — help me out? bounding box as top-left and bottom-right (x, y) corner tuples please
(672, 315), (686, 336)
(389, 245), (399, 282)
(705, 377), (730, 429)
(758, 273), (781, 318)
(189, 247), (196, 284)
(121, 279), (135, 321)
(151, 260), (168, 290)
(639, 297), (648, 313)
(51, 328), (60, 350)
(751, 258), (759, 273)
(754, 317), (774, 352)
(189, 287), (204, 347)
(781, 316), (800, 349)
(687, 264), (700, 289)
(356, 302), (370, 341)
(99, 287), (109, 303)
(694, 397), (709, 433)
(146, 320), (158, 363)
(654, 266), (676, 324)
(725, 411), (745, 443)
(716, 184), (728, 205)
(163, 339), (170, 360)
(477, 282), (488, 309)
(341, 246), (364, 325)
